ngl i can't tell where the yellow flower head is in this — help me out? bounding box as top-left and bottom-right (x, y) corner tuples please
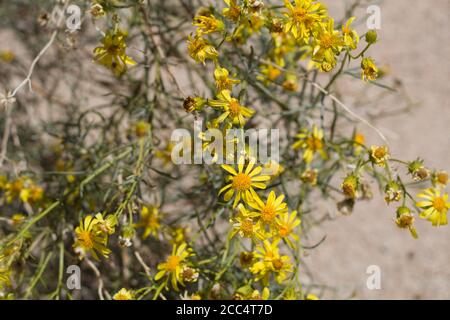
(113, 288), (134, 300)
(293, 125), (326, 164)
(214, 67), (240, 91)
(219, 157), (271, 208)
(283, 0), (325, 41)
(187, 35), (218, 64)
(275, 210), (301, 248)
(384, 181), (402, 204)
(341, 17), (359, 50)
(432, 170), (448, 187)
(134, 206), (161, 239)
(94, 29), (136, 77)
(312, 18), (344, 70)
(74, 215), (111, 260)
(395, 206), (418, 239)
(223, 0), (242, 22)
(155, 242), (194, 291)
(341, 173), (359, 199)
(230, 204), (265, 241)
(248, 191), (288, 227)
(250, 239), (292, 285)
(300, 168), (318, 185)
(209, 90), (255, 127)
(0, 50), (15, 63)
(193, 14), (224, 35)
(416, 188), (449, 227)
(134, 121), (150, 138)
(94, 213), (118, 235)
(361, 57), (378, 81)
(408, 159), (429, 181)
(369, 145), (389, 167)
(282, 73), (299, 92)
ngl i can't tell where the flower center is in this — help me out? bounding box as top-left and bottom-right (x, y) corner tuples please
(279, 226), (289, 238)
(292, 8), (307, 22)
(229, 100), (241, 117)
(306, 137), (322, 151)
(374, 148), (386, 159)
(78, 231), (94, 249)
(240, 218), (254, 237)
(166, 255), (180, 272)
(232, 173), (252, 191)
(320, 35), (335, 49)
(268, 68), (281, 80)
(437, 172), (448, 185)
(433, 197), (446, 212)
(273, 258), (284, 270)
(261, 205), (276, 223)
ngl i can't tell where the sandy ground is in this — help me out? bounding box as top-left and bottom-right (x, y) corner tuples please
(303, 0), (450, 299)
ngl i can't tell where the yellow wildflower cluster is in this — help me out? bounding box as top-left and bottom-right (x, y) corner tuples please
(0, 176), (43, 205)
(73, 214), (117, 260)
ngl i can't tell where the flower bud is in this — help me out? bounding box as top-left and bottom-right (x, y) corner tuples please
(365, 30), (378, 44)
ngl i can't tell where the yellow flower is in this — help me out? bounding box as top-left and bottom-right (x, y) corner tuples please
(248, 191), (288, 227)
(249, 287), (270, 300)
(408, 159), (429, 181)
(183, 96), (206, 113)
(312, 18), (344, 70)
(257, 61), (283, 85)
(90, 3), (105, 18)
(134, 121), (150, 138)
(193, 15), (224, 35)
(341, 17), (359, 50)
(250, 240), (292, 285)
(300, 168), (318, 185)
(275, 210), (301, 248)
(134, 206), (161, 239)
(384, 181), (402, 204)
(229, 204), (265, 241)
(306, 293), (319, 300)
(187, 35), (218, 64)
(353, 132), (365, 155)
(223, 0), (242, 22)
(416, 188), (449, 227)
(74, 215), (111, 260)
(361, 57), (378, 81)
(263, 160), (284, 179)
(214, 67), (240, 91)
(293, 125), (327, 164)
(395, 206), (418, 239)
(94, 29), (136, 77)
(341, 174), (359, 199)
(5, 177), (43, 204)
(0, 50), (15, 63)
(155, 242), (194, 291)
(283, 0), (325, 41)
(432, 170), (448, 187)
(282, 73), (299, 92)
(113, 288), (134, 300)
(170, 226), (189, 245)
(219, 157), (271, 208)
(209, 90), (255, 127)
(369, 145), (389, 167)
(94, 213), (117, 235)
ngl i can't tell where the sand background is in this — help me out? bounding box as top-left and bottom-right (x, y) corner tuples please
(303, 0), (450, 299)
